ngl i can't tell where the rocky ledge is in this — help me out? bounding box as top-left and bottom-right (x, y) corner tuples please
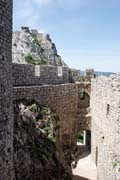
(13, 100), (71, 180)
(12, 27), (66, 66)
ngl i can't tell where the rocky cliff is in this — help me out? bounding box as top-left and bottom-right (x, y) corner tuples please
(12, 27), (66, 66)
(13, 100), (71, 180)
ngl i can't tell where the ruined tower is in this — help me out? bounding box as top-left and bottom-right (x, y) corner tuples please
(0, 0), (13, 179)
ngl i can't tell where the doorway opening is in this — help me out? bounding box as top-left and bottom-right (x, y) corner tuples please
(77, 130), (91, 151)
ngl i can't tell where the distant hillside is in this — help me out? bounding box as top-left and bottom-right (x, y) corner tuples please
(95, 71), (115, 76)
(81, 71), (115, 76)
(12, 27), (67, 66)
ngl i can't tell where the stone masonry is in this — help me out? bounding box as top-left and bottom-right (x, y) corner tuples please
(0, 3), (91, 175)
(12, 63), (92, 86)
(0, 0), (13, 180)
(91, 75), (120, 180)
(1, 0), (120, 179)
(12, 64), (69, 86)
(13, 83), (91, 152)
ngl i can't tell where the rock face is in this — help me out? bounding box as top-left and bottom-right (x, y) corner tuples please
(12, 27), (66, 66)
(13, 100), (71, 180)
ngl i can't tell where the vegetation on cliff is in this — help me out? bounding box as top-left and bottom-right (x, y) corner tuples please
(25, 53), (47, 65)
(13, 100), (71, 180)
(12, 27), (67, 66)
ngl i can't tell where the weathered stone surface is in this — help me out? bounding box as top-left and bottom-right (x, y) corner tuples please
(12, 64), (69, 86)
(91, 75), (120, 180)
(12, 27), (67, 66)
(69, 69), (81, 83)
(3, 0), (120, 179)
(0, 3), (91, 176)
(0, 0), (13, 180)
(13, 83), (91, 151)
(85, 69), (95, 78)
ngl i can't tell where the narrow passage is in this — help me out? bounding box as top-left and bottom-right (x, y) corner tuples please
(72, 153), (97, 180)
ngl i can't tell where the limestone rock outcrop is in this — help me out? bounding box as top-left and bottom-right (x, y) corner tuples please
(13, 100), (71, 180)
(12, 27), (66, 66)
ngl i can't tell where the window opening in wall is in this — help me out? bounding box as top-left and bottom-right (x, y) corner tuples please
(77, 130), (88, 146)
(72, 130), (92, 169)
(107, 104), (110, 116)
(96, 146), (98, 166)
(76, 130), (91, 151)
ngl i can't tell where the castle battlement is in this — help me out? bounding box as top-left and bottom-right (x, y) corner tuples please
(12, 63), (94, 87)
(1, 1), (120, 180)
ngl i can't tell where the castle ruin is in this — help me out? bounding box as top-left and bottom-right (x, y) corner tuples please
(0, 0), (120, 180)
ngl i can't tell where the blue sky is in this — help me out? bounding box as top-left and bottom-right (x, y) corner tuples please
(13, 0), (120, 72)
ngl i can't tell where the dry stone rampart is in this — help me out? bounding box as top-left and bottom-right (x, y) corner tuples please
(12, 64), (69, 86)
(69, 69), (81, 82)
(13, 63), (89, 86)
(13, 83), (91, 149)
(91, 75), (120, 180)
(0, 0), (13, 179)
(13, 84), (77, 151)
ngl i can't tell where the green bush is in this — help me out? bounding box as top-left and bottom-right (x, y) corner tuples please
(113, 162), (118, 168)
(29, 103), (40, 113)
(25, 53), (36, 64)
(47, 135), (56, 144)
(38, 59), (47, 65)
(25, 53), (47, 65)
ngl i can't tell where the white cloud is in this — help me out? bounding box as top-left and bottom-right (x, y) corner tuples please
(34, 0), (53, 5)
(57, 0), (86, 10)
(13, 0), (84, 30)
(13, 0), (47, 31)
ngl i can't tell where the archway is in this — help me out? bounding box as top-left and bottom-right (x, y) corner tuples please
(72, 90), (97, 179)
(78, 91), (90, 110)
(71, 90), (91, 170)
(76, 90), (91, 149)
(77, 130), (91, 151)
(74, 90), (91, 156)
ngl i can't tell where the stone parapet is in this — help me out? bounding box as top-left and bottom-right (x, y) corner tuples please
(12, 64), (69, 86)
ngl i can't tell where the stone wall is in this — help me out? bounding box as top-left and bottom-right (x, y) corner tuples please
(75, 83), (91, 132)
(85, 68), (95, 78)
(0, 0), (13, 180)
(13, 83), (91, 149)
(13, 84), (77, 154)
(91, 75), (120, 180)
(13, 64), (69, 86)
(0, 0), (93, 179)
(69, 69), (81, 82)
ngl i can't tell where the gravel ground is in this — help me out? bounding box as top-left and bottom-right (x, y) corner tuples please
(72, 154), (97, 180)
